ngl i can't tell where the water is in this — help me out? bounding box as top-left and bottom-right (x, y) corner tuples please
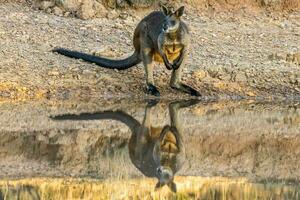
(0, 99), (299, 199)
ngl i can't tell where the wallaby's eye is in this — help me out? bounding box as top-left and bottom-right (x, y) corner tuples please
(157, 168), (162, 175)
(163, 23), (168, 31)
(170, 20), (176, 26)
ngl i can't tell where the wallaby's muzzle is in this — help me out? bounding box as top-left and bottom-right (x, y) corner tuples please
(155, 166), (177, 192)
(157, 166), (174, 185)
(162, 18), (180, 34)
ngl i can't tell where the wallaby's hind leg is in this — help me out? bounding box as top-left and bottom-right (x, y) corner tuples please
(170, 58), (201, 97)
(169, 99), (201, 128)
(132, 101), (155, 162)
(141, 48), (160, 96)
(139, 24), (160, 96)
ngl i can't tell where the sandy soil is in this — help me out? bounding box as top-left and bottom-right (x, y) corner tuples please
(0, 2), (299, 101)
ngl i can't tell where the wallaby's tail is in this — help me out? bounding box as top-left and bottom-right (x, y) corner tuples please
(50, 111), (141, 133)
(52, 48), (141, 70)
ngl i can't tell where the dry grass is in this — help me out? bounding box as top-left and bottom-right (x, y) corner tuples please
(282, 0), (300, 11)
(0, 82), (47, 103)
(0, 177), (299, 200)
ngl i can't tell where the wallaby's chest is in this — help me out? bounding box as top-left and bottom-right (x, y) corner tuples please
(160, 131), (179, 153)
(150, 127), (179, 154)
(154, 42), (183, 63)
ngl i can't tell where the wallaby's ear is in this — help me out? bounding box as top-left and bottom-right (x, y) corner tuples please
(161, 5), (170, 16)
(168, 181), (177, 193)
(175, 6), (185, 18)
(154, 181), (164, 191)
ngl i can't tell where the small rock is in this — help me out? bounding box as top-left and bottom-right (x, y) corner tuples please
(48, 69), (60, 76)
(193, 70), (207, 80)
(246, 91), (256, 97)
(77, 0), (95, 19)
(106, 0), (116, 8)
(119, 12), (128, 19)
(82, 69), (96, 77)
(235, 72), (247, 82)
(107, 10), (119, 19)
(39, 1), (55, 10)
(93, 47), (107, 55)
(46, 8), (52, 13)
(279, 20), (291, 29)
(93, 47), (115, 57)
(268, 52), (286, 61)
(53, 6), (63, 16)
(116, 0), (127, 8)
(59, 0), (81, 11)
(64, 11), (70, 17)
(94, 1), (108, 18)
(114, 22), (124, 29)
(123, 17), (135, 26)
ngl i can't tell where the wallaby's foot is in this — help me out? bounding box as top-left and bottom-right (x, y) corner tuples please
(145, 98), (160, 107)
(171, 83), (201, 97)
(146, 84), (160, 96)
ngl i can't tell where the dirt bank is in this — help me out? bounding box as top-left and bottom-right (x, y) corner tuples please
(31, 0), (300, 20)
(0, 3), (299, 101)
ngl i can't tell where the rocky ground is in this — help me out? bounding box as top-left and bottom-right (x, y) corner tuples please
(0, 2), (299, 101)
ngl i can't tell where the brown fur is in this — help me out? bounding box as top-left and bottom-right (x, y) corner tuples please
(153, 45), (183, 63)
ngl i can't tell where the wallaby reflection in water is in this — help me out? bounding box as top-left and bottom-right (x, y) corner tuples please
(52, 99), (200, 192)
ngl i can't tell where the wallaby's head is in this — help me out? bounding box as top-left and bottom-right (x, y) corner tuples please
(161, 6), (185, 34)
(155, 166), (177, 192)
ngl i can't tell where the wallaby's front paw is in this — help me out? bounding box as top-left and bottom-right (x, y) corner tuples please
(172, 55), (183, 70)
(163, 59), (173, 70)
(165, 62), (173, 70)
(172, 63), (180, 70)
(172, 60), (182, 70)
(146, 84), (161, 97)
(171, 84), (201, 97)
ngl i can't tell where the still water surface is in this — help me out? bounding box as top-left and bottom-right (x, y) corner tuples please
(0, 99), (299, 199)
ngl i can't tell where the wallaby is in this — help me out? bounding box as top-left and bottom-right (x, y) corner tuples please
(53, 6), (201, 97)
(51, 99), (200, 192)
